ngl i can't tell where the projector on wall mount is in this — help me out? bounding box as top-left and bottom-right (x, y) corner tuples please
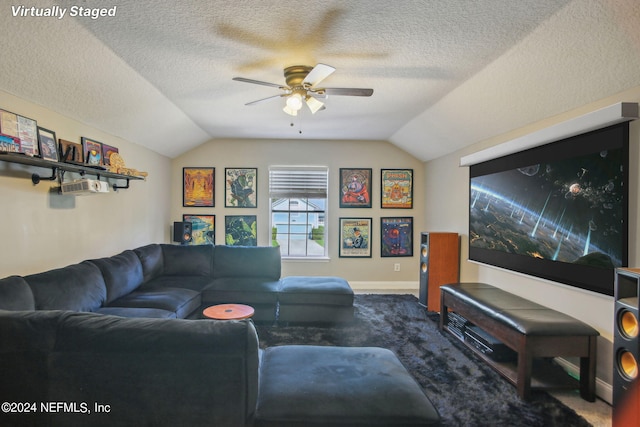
(60, 178), (110, 195)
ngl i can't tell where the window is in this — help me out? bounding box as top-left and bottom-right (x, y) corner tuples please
(269, 166), (328, 258)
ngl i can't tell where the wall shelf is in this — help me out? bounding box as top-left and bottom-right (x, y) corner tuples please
(0, 152), (144, 191)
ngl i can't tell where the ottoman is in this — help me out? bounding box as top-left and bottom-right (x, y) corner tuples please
(278, 276), (354, 323)
(255, 345), (440, 426)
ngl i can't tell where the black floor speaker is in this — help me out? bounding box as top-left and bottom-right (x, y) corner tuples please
(173, 221), (193, 244)
(613, 268), (640, 427)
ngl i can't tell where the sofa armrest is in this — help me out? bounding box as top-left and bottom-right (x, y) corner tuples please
(52, 313), (259, 425)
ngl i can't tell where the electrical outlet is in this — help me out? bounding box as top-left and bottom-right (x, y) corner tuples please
(394, 263), (400, 272)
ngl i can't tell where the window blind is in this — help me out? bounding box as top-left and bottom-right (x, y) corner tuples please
(269, 166), (328, 198)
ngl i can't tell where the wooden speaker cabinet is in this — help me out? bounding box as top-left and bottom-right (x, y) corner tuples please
(419, 232), (459, 312)
(613, 268), (640, 427)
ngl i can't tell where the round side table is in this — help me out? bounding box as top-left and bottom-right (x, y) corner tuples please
(202, 303), (255, 320)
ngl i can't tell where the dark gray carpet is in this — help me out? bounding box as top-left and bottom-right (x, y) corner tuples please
(255, 294), (592, 427)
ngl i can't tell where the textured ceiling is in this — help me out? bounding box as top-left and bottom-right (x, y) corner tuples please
(1, 0), (639, 160)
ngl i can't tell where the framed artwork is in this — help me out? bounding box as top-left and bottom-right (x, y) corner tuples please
(59, 139), (83, 163)
(381, 169), (413, 209)
(380, 217), (413, 257)
(0, 110), (18, 138)
(182, 214), (215, 245)
(339, 168), (372, 208)
(183, 167), (215, 207)
(101, 144), (119, 166)
(0, 110), (38, 156)
(17, 115), (38, 157)
(81, 137), (103, 165)
(0, 133), (21, 153)
(225, 167), (257, 208)
(225, 215), (257, 246)
(339, 217), (372, 258)
(37, 127), (58, 162)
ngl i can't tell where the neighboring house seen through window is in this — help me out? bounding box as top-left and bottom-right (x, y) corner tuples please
(269, 166), (328, 258)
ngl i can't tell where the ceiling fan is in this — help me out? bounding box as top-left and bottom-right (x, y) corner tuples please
(232, 63), (373, 116)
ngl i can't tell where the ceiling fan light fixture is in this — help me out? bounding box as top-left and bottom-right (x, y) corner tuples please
(306, 96), (324, 114)
(285, 92), (303, 111)
(283, 105), (298, 116)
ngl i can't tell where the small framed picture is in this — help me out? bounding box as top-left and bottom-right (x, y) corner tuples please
(0, 133), (21, 153)
(225, 215), (257, 246)
(183, 167), (215, 207)
(339, 217), (372, 258)
(58, 139), (83, 163)
(381, 169), (413, 209)
(37, 127), (58, 162)
(225, 167), (257, 208)
(182, 214), (215, 245)
(380, 217), (413, 257)
(17, 115), (38, 157)
(81, 137), (103, 165)
(101, 144), (119, 166)
(339, 168), (372, 208)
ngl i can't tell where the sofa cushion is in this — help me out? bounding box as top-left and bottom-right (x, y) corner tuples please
(161, 244), (213, 276)
(24, 261), (107, 312)
(202, 278), (281, 304)
(108, 287), (201, 319)
(213, 245), (281, 280)
(95, 306), (177, 318)
(0, 275), (35, 311)
(141, 275), (214, 293)
(134, 244), (164, 282)
(256, 345), (440, 426)
(88, 250), (144, 304)
(278, 276), (354, 306)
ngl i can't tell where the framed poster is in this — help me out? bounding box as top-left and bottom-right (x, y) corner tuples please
(59, 139), (83, 163)
(37, 127), (58, 161)
(225, 215), (257, 246)
(0, 133), (21, 153)
(102, 144), (119, 166)
(339, 218), (372, 258)
(81, 137), (103, 165)
(17, 115), (38, 157)
(182, 214), (215, 245)
(339, 168), (372, 208)
(381, 169), (413, 209)
(225, 167), (257, 207)
(0, 110), (18, 138)
(380, 217), (413, 257)
(183, 167), (215, 207)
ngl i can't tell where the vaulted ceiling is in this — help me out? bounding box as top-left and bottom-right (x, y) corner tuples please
(1, 0), (639, 161)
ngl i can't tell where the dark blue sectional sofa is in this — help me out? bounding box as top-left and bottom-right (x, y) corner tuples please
(0, 244), (440, 426)
(0, 243), (354, 323)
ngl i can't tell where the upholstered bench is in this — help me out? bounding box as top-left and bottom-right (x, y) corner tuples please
(255, 345), (440, 426)
(439, 282), (599, 401)
(277, 276), (354, 323)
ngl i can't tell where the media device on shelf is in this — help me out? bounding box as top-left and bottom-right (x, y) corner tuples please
(468, 123), (629, 296)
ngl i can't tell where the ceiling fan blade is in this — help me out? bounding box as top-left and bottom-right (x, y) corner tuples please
(321, 87), (374, 96)
(233, 77), (286, 89)
(303, 63), (336, 87)
(245, 94), (286, 106)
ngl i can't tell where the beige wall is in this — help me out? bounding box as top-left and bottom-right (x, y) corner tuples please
(0, 90), (172, 277)
(423, 85), (640, 402)
(171, 138), (426, 290)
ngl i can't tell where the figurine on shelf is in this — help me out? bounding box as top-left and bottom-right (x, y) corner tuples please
(107, 152), (148, 179)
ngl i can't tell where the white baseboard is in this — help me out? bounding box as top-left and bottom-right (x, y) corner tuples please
(349, 281), (419, 292)
(555, 357), (612, 405)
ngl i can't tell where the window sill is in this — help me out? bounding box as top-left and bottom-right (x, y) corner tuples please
(281, 256), (330, 262)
